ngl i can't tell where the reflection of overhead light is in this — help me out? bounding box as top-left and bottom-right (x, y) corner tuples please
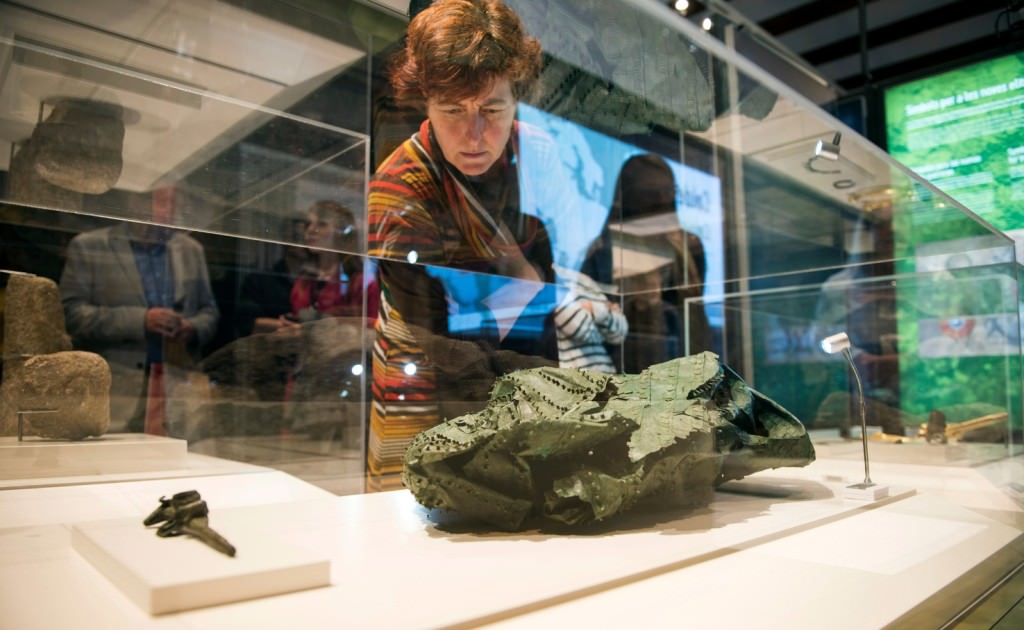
(403, 363), (417, 376)
(351, 364), (364, 376)
(701, 17), (713, 30)
(815, 132), (842, 161)
(407, 250), (418, 264)
(674, 0), (690, 13)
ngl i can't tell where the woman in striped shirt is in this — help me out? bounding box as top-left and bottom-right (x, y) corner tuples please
(366, 0), (564, 488)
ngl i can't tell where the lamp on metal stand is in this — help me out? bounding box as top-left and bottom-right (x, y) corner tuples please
(820, 332), (889, 500)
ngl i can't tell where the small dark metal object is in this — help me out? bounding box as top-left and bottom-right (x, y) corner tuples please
(16, 408), (60, 441)
(143, 490), (236, 557)
(925, 410), (948, 444)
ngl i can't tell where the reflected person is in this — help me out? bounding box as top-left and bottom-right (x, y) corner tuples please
(236, 217), (310, 337)
(613, 153), (711, 372)
(553, 223), (627, 373)
(60, 186), (219, 432)
(367, 0), (564, 486)
(290, 200), (379, 324)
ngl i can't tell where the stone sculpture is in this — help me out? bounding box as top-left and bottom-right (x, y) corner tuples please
(29, 98), (125, 194)
(403, 352), (815, 530)
(0, 274), (111, 439)
(7, 97), (126, 212)
(144, 490), (236, 557)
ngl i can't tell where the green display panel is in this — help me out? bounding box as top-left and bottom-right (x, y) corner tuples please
(885, 52), (1024, 230)
(886, 53), (1023, 427)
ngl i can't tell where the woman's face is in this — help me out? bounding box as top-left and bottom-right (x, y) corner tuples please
(304, 211), (335, 250)
(426, 78), (515, 177)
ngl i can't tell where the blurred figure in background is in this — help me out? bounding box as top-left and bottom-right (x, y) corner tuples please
(236, 217), (310, 337)
(291, 200), (378, 324)
(613, 153), (710, 372)
(60, 185), (219, 433)
(286, 200), (379, 442)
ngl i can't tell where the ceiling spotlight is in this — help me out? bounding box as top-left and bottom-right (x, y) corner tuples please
(815, 132), (842, 161)
(701, 17), (713, 30)
(674, 0), (689, 13)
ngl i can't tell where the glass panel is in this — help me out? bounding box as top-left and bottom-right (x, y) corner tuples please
(0, 0), (375, 494)
(691, 261), (1020, 472)
(0, 0), (1018, 536)
(0, 0), (1021, 624)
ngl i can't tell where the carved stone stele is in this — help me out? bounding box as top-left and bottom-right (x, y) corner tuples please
(1, 275), (112, 439)
(3, 274), (71, 358)
(0, 351), (111, 439)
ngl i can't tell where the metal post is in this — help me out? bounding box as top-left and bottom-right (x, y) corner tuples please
(843, 347), (871, 485)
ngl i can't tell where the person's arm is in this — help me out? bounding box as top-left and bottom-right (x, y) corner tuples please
(176, 240), (219, 348)
(577, 274), (628, 344)
(370, 189), (552, 382)
(554, 293), (601, 345)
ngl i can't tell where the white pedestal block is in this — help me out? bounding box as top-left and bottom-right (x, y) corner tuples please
(72, 509), (331, 614)
(843, 482), (891, 501)
(0, 433), (187, 479)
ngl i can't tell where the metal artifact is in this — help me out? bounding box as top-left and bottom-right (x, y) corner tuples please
(919, 410), (1008, 443)
(403, 351), (815, 530)
(143, 490), (236, 557)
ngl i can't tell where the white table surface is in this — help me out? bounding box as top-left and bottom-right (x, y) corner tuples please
(0, 456), (1020, 629)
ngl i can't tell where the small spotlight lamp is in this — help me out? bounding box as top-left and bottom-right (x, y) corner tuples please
(819, 332), (889, 500)
(815, 132), (842, 161)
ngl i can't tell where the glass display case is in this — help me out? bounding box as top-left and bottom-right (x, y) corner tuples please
(1, 0), (1021, 626)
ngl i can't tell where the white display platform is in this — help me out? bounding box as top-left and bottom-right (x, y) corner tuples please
(72, 510), (331, 614)
(487, 492), (1022, 630)
(0, 458), (1020, 628)
(0, 433), (187, 480)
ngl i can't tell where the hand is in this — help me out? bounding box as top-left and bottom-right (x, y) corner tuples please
(170, 317), (195, 342)
(271, 315), (302, 339)
(491, 225), (542, 283)
(145, 307), (182, 338)
(252, 315), (299, 335)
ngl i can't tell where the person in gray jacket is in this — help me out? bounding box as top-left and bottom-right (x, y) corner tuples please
(60, 186), (218, 432)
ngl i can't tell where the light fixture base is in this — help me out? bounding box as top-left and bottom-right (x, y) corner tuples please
(843, 482), (890, 502)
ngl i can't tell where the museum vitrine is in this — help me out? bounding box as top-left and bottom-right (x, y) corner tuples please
(0, 0), (1021, 624)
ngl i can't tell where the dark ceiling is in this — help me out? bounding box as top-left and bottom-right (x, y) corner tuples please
(691, 0), (1023, 93)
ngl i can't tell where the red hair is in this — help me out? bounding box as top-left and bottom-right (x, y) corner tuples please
(389, 0), (541, 105)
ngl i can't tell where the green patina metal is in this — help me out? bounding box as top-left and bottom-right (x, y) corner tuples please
(403, 351), (816, 530)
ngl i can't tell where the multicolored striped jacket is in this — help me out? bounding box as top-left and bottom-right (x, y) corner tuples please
(366, 119), (562, 480)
